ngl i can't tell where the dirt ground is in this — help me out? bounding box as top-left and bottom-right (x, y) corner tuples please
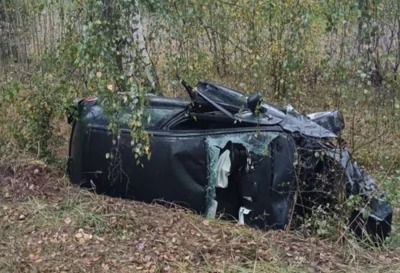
(0, 161), (399, 273)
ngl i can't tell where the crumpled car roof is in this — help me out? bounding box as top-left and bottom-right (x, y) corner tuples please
(194, 80), (337, 138)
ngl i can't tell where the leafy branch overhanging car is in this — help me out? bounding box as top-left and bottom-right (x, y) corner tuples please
(67, 80), (392, 242)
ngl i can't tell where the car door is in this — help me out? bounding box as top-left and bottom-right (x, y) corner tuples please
(167, 86), (298, 229)
(68, 97), (210, 212)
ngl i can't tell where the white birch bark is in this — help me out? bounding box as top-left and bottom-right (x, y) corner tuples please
(129, 0), (158, 89)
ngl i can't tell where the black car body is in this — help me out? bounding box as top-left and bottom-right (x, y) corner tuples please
(67, 80), (392, 241)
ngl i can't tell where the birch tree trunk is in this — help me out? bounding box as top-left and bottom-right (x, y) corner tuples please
(129, 0), (159, 90)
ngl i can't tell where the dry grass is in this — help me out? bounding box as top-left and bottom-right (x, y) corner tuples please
(0, 66), (399, 272)
(0, 161), (399, 273)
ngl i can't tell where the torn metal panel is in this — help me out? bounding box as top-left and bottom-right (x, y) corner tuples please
(307, 110), (345, 135)
(327, 149), (392, 239)
(196, 81), (248, 110)
(280, 113), (337, 138)
(204, 132), (296, 229)
(233, 111), (284, 126)
(195, 80), (337, 138)
(327, 149), (377, 194)
(204, 132), (279, 214)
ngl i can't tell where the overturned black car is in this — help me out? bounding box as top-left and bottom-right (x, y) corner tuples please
(67, 80), (392, 242)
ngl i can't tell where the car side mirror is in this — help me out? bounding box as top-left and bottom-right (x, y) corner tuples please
(247, 93), (263, 113)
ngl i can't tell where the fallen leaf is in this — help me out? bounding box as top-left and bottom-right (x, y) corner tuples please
(64, 217), (72, 225)
(102, 263), (110, 271)
(96, 71), (102, 78)
(202, 220), (210, 226)
(83, 233), (92, 241)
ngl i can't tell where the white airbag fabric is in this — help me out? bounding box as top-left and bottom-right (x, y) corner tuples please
(216, 150), (231, 188)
